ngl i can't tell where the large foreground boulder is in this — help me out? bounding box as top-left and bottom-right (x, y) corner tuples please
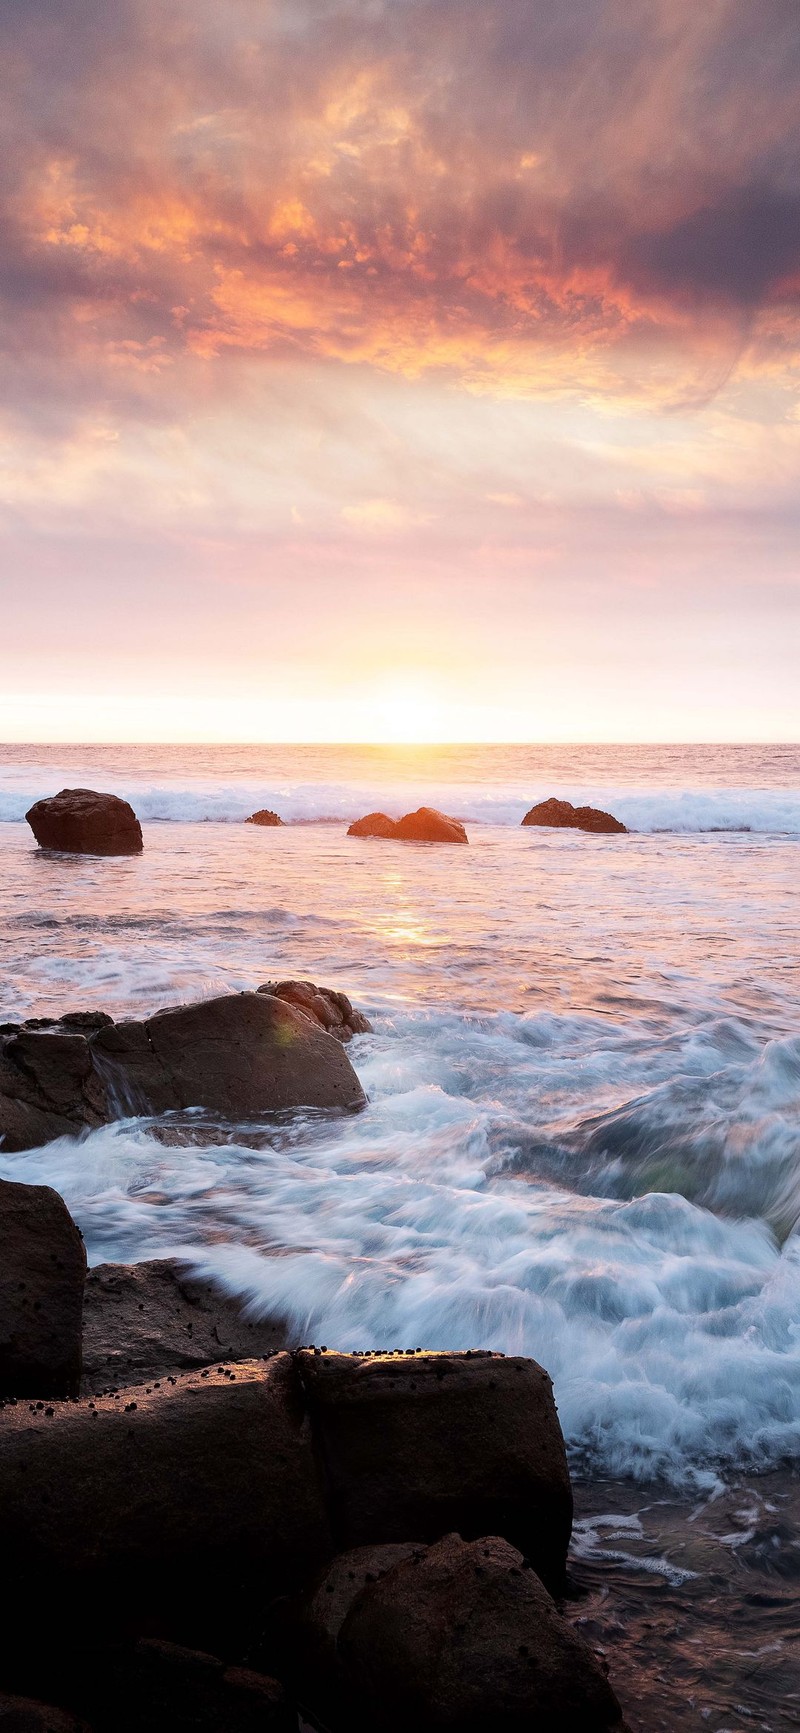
(0, 1356), (331, 1652)
(245, 810), (283, 827)
(256, 980), (371, 1043)
(0, 1028), (109, 1151)
(522, 798), (627, 835)
(298, 1533), (628, 1733)
(82, 1260), (290, 1394)
(25, 789), (143, 855)
(295, 1349), (572, 1592)
(0, 1179), (86, 1398)
(92, 992), (366, 1116)
(348, 807), (468, 843)
(0, 1696), (89, 1732)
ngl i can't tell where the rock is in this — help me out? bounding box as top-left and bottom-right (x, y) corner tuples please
(0, 1029), (108, 1151)
(81, 1260), (290, 1394)
(0, 1696), (90, 1732)
(347, 807), (468, 843)
(393, 807), (468, 843)
(521, 798), (627, 835)
(0, 1178), (86, 1399)
(294, 1349), (572, 1592)
(88, 1639), (292, 1733)
(91, 992), (366, 1116)
(347, 813), (399, 839)
(299, 1533), (628, 1733)
(25, 789), (143, 856)
(245, 810), (283, 827)
(256, 980), (371, 1043)
(0, 1356), (331, 1655)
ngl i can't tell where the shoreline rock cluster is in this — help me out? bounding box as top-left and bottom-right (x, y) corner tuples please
(0, 1174), (630, 1731)
(22, 786), (629, 853)
(0, 987), (369, 1153)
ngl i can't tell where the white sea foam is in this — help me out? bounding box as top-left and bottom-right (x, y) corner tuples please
(3, 766), (800, 832)
(3, 1006), (800, 1486)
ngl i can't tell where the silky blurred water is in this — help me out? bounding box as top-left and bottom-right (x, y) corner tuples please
(1, 744), (799, 1492)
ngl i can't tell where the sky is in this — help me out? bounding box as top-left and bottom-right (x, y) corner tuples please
(1, 0), (799, 741)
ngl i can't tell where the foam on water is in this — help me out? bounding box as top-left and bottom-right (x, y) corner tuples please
(1, 743), (799, 1484)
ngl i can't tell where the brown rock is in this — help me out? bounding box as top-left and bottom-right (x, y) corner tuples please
(0, 1356), (331, 1650)
(0, 1179), (86, 1398)
(81, 1260), (290, 1394)
(90, 1639), (292, 1733)
(294, 1350), (572, 1592)
(347, 812), (398, 838)
(245, 810), (283, 827)
(521, 798), (627, 835)
(0, 1696), (90, 1732)
(0, 1030), (108, 1152)
(300, 1533), (628, 1733)
(25, 789), (143, 856)
(393, 807), (468, 844)
(91, 992), (366, 1116)
(256, 980), (371, 1043)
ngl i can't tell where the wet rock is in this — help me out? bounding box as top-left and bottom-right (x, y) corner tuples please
(0, 1695), (90, 1732)
(91, 992), (366, 1116)
(81, 1260), (291, 1394)
(347, 807), (468, 843)
(298, 1533), (628, 1733)
(347, 812), (399, 838)
(0, 1030), (108, 1152)
(294, 1349), (572, 1592)
(256, 980), (371, 1043)
(245, 810), (283, 827)
(0, 1178), (86, 1398)
(521, 798), (627, 834)
(25, 789), (143, 856)
(89, 1639), (292, 1733)
(393, 807), (468, 843)
(0, 1356), (331, 1654)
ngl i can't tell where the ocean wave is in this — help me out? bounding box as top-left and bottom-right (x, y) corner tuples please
(2, 772), (800, 833)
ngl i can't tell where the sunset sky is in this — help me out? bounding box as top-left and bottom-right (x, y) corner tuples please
(2, 0), (799, 740)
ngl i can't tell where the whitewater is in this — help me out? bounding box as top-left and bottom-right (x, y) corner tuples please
(1, 743), (799, 1487)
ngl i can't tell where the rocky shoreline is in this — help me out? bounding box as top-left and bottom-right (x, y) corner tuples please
(0, 1179), (630, 1732)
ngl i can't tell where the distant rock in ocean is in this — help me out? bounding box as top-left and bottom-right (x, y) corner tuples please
(348, 806), (468, 843)
(25, 787), (143, 855)
(522, 797), (627, 835)
(245, 808), (284, 826)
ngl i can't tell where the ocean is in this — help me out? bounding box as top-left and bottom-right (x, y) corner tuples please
(1, 742), (799, 1726)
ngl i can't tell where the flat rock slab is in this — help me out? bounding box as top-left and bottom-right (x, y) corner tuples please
(0, 1698), (90, 1732)
(299, 1533), (628, 1733)
(25, 789), (143, 855)
(0, 1179), (86, 1399)
(89, 1639), (292, 1733)
(295, 1349), (573, 1592)
(0, 1355), (331, 1651)
(82, 1260), (291, 1394)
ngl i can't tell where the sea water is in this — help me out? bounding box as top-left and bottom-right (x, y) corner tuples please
(0, 743), (798, 1490)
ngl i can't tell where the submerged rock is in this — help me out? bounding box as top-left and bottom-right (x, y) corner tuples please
(0, 1178), (86, 1399)
(256, 979), (371, 1043)
(81, 1260), (290, 1394)
(245, 809), (283, 827)
(522, 797), (627, 834)
(294, 1348), (572, 1593)
(25, 789), (143, 855)
(298, 1532), (628, 1733)
(348, 807), (468, 843)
